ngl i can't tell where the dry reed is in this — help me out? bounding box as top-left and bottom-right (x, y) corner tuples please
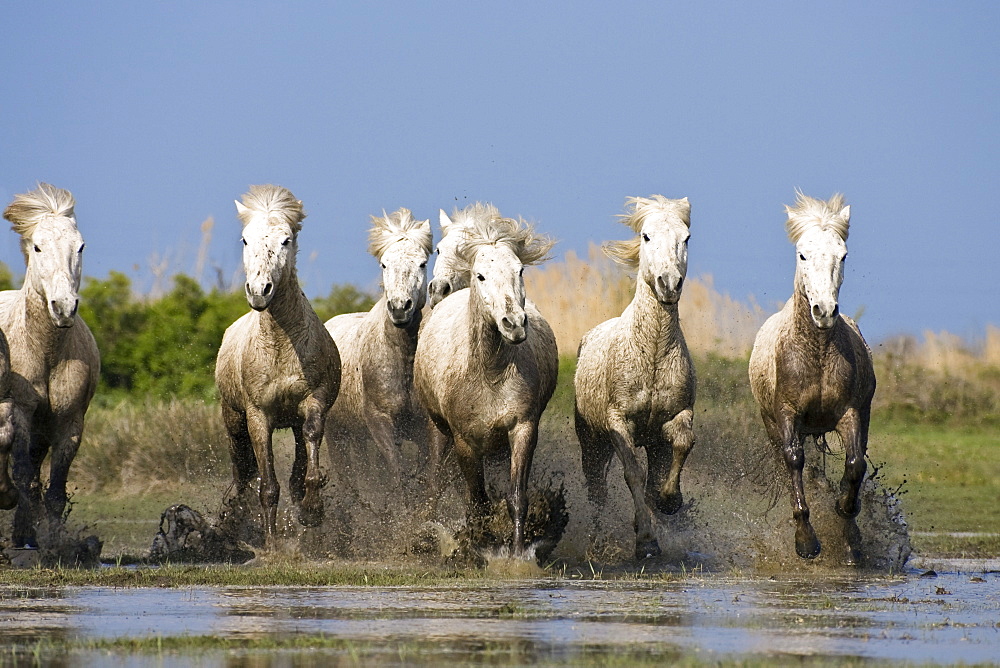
(526, 245), (765, 357)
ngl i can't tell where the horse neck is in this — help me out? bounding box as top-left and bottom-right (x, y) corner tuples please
(377, 296), (422, 352)
(466, 287), (516, 376)
(257, 267), (312, 339)
(624, 276), (682, 354)
(790, 285), (834, 350)
(19, 272), (70, 358)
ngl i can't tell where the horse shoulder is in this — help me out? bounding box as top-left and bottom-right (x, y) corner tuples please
(47, 318), (100, 415)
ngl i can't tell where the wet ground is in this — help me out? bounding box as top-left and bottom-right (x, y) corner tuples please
(2, 558), (998, 665)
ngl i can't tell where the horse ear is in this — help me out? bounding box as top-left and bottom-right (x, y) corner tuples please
(439, 209), (452, 232)
(235, 200), (249, 218)
(418, 217), (431, 232)
(839, 205), (851, 223)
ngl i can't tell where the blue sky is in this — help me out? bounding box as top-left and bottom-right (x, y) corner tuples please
(2, 2), (997, 343)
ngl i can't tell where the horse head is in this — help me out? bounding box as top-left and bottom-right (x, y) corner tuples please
(786, 193), (850, 330)
(4, 183), (83, 328)
(235, 185), (305, 312)
(370, 208), (431, 327)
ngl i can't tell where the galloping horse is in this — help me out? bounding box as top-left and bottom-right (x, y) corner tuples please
(325, 208), (432, 485)
(415, 212), (558, 555)
(1, 184), (100, 548)
(215, 185), (341, 546)
(749, 192), (875, 560)
(574, 196), (696, 560)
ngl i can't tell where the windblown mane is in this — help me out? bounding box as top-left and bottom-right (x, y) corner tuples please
(3, 183), (76, 238)
(784, 191), (849, 243)
(368, 208), (432, 259)
(455, 214), (554, 271)
(447, 202), (500, 231)
(604, 195), (690, 269)
(237, 184), (306, 231)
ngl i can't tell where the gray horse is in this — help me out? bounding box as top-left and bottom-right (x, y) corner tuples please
(749, 192), (876, 560)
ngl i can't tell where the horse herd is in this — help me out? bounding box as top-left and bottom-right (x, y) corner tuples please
(0, 183), (874, 564)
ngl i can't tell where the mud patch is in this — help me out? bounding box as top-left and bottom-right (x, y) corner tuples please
(149, 504), (254, 564)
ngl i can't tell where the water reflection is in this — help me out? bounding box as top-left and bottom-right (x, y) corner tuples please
(1, 570), (998, 664)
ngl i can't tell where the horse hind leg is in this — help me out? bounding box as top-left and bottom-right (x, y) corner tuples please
(650, 409), (695, 515)
(0, 400), (18, 510)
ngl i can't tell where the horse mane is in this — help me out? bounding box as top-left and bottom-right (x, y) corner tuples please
(604, 195), (690, 269)
(784, 191), (849, 243)
(3, 183), (76, 239)
(455, 214), (554, 270)
(447, 202), (500, 231)
(368, 208), (432, 259)
(237, 184), (306, 231)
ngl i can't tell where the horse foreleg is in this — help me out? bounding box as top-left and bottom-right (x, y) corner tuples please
(454, 434), (490, 544)
(297, 400), (328, 528)
(766, 411), (820, 559)
(365, 408), (403, 487)
(508, 421), (539, 556)
(11, 428), (46, 549)
(576, 412), (613, 511)
(651, 408), (695, 515)
(835, 408), (869, 520)
(44, 415), (85, 522)
(290, 426), (307, 504)
(222, 403), (258, 493)
(608, 416), (659, 560)
(246, 408), (279, 545)
(0, 400), (18, 510)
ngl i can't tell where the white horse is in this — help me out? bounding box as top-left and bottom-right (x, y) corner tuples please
(574, 196), (696, 560)
(325, 208), (431, 484)
(427, 202), (500, 307)
(1, 184), (100, 548)
(749, 192), (875, 560)
(414, 213), (558, 555)
(215, 185), (341, 545)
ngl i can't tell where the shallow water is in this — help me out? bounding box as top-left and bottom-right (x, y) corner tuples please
(3, 561), (999, 665)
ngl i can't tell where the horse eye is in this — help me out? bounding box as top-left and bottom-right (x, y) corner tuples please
(381, 263), (386, 269)
(435, 248), (440, 255)
(241, 238), (247, 246)
(419, 262), (427, 269)
(519, 267), (524, 276)
(642, 234), (650, 242)
(33, 245), (41, 253)
(477, 273), (485, 282)
(78, 243), (85, 253)
(281, 238), (291, 247)
(799, 253), (806, 261)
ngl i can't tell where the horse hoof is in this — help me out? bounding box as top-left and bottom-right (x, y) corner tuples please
(635, 538), (661, 561)
(297, 502), (324, 528)
(656, 491), (683, 515)
(835, 497), (860, 519)
(795, 526), (821, 559)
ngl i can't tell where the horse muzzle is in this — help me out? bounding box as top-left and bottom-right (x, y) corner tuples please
(810, 302), (839, 330)
(246, 281), (274, 311)
(387, 297), (416, 327)
(427, 278), (453, 308)
(49, 298), (79, 328)
(499, 312), (528, 344)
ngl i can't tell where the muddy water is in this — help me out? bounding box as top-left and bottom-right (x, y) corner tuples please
(3, 562), (999, 665)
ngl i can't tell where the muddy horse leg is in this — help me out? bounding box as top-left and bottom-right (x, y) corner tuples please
(244, 407), (279, 545)
(11, 428), (47, 549)
(453, 434), (490, 543)
(608, 415), (659, 560)
(296, 399), (328, 528)
(0, 400), (18, 510)
(507, 420), (539, 556)
(836, 408), (869, 564)
(44, 414), (85, 522)
(576, 411), (613, 512)
(365, 408), (403, 487)
(649, 408), (695, 515)
(765, 411), (820, 559)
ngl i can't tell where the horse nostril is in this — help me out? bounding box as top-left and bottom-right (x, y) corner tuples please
(245, 282), (251, 293)
(832, 304), (839, 318)
(676, 277), (684, 292)
(812, 304), (822, 318)
(501, 317), (512, 330)
(72, 299), (79, 316)
(404, 299), (413, 311)
(441, 283), (451, 297)
(262, 283), (273, 296)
